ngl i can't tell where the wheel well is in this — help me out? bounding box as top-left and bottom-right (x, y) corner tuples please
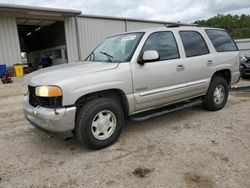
(75, 89), (129, 116)
(212, 69), (231, 85)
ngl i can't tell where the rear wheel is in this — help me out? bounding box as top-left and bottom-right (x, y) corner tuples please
(203, 76), (229, 111)
(75, 98), (124, 149)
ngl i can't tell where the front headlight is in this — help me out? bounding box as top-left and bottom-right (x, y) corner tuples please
(35, 86), (62, 97)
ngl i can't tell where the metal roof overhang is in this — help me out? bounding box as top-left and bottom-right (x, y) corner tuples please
(0, 3), (194, 26)
(0, 3), (81, 19)
(79, 14), (196, 26)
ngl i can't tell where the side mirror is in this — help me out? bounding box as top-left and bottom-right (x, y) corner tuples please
(138, 50), (160, 65)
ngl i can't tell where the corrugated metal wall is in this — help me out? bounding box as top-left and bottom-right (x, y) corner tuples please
(74, 17), (167, 60)
(64, 17), (79, 62)
(0, 13), (172, 66)
(235, 39), (250, 57)
(0, 14), (21, 67)
(77, 17), (126, 59)
(126, 21), (165, 31)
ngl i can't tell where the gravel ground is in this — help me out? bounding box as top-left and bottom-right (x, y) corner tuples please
(0, 77), (250, 188)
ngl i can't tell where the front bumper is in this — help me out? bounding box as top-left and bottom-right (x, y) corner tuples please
(22, 96), (76, 133)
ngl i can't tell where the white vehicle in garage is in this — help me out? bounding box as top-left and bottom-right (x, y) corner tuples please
(23, 26), (240, 149)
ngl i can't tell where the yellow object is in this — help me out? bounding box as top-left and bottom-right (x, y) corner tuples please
(35, 86), (62, 97)
(14, 65), (24, 77)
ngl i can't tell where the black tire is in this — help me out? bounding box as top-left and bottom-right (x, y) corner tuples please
(75, 98), (124, 150)
(203, 76), (229, 111)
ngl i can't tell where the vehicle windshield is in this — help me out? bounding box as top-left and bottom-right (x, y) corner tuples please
(86, 32), (144, 63)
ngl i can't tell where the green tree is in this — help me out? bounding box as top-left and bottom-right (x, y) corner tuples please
(194, 14), (250, 39)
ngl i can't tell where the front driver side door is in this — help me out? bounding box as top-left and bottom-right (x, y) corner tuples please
(131, 31), (190, 112)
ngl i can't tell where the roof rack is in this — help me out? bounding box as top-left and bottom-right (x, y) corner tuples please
(166, 24), (180, 28)
(166, 24), (197, 27)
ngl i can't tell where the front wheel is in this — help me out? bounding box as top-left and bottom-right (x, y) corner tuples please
(75, 98), (124, 150)
(203, 76), (229, 111)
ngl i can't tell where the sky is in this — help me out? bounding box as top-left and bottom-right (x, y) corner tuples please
(1, 0), (250, 23)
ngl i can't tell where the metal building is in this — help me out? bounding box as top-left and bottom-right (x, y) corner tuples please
(235, 38), (250, 57)
(0, 3), (191, 69)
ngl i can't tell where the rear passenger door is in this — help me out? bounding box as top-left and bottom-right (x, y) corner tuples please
(178, 30), (213, 96)
(205, 29), (239, 76)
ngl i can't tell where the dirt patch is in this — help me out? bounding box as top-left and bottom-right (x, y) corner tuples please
(210, 151), (230, 163)
(106, 180), (115, 185)
(0, 78), (250, 187)
(211, 140), (219, 146)
(132, 167), (154, 178)
(230, 92), (250, 97)
(146, 143), (157, 151)
(220, 156), (229, 162)
(183, 122), (201, 129)
(184, 172), (215, 188)
(58, 178), (78, 187)
(224, 125), (234, 130)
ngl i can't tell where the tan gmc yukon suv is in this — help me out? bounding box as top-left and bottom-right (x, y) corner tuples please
(23, 26), (240, 149)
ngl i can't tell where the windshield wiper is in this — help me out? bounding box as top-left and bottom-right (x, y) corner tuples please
(100, 51), (113, 62)
(89, 51), (95, 61)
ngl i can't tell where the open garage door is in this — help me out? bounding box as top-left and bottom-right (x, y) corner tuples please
(17, 18), (67, 71)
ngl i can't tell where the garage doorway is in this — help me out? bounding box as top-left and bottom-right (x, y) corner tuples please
(16, 18), (67, 71)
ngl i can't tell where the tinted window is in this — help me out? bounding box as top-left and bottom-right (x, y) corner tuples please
(179, 31), (209, 57)
(205, 29), (238, 52)
(142, 31), (179, 61)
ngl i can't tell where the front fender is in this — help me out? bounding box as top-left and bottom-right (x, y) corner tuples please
(61, 63), (133, 106)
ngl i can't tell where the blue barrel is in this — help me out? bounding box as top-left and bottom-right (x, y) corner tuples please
(0, 64), (7, 77)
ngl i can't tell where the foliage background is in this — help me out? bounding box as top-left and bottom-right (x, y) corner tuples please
(194, 14), (250, 39)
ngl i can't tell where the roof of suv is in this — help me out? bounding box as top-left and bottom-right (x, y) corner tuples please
(132, 26), (224, 33)
(108, 26), (225, 39)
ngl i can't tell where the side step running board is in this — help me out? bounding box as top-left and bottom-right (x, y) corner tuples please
(130, 100), (202, 122)
(230, 86), (250, 92)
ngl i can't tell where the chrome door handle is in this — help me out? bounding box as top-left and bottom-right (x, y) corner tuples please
(176, 65), (185, 71)
(207, 60), (213, 66)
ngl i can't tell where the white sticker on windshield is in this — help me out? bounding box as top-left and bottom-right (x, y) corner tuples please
(121, 35), (137, 41)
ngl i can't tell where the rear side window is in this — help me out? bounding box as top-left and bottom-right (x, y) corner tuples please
(205, 29), (238, 52)
(142, 31), (179, 61)
(179, 31), (209, 57)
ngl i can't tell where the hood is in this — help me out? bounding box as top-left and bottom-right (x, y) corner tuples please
(25, 61), (119, 86)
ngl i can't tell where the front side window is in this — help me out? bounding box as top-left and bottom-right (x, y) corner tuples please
(87, 32), (144, 63)
(179, 31), (209, 57)
(141, 31), (180, 61)
(205, 29), (238, 52)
